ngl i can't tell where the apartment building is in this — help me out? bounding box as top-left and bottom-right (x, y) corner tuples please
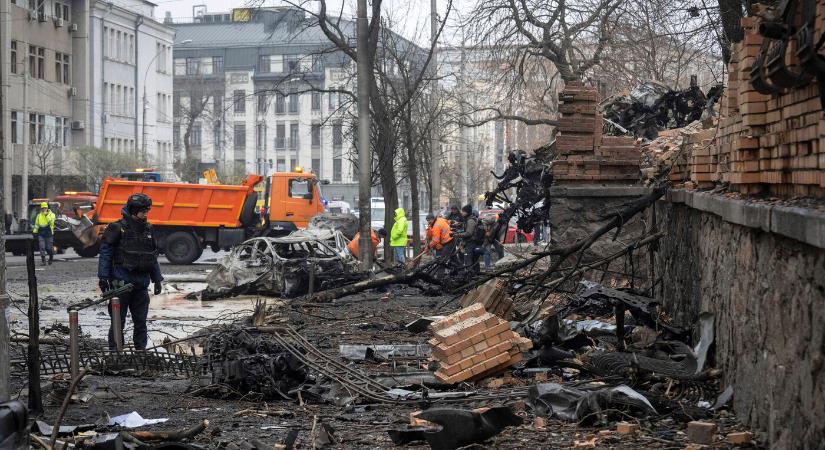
(0, 0), (174, 217)
(171, 7), (361, 205)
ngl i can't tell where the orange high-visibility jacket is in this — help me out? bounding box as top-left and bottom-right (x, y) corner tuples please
(347, 229), (380, 258)
(429, 217), (454, 250)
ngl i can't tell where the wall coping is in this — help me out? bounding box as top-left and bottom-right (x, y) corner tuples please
(550, 185), (652, 197)
(665, 189), (825, 249)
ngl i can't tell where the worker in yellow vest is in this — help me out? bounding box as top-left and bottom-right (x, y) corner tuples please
(32, 202), (56, 265)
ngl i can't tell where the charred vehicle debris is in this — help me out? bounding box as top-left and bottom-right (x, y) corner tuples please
(601, 81), (725, 140)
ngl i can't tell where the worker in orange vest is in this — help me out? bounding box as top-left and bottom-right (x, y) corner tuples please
(347, 228), (386, 258)
(425, 212), (455, 258)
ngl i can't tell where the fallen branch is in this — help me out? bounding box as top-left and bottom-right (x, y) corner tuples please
(128, 419), (209, 442)
(49, 369), (88, 448)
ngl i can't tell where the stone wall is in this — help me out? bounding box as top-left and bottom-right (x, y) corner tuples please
(548, 186), (651, 285)
(655, 193), (825, 449)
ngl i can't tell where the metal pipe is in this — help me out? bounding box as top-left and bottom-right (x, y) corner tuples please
(69, 309), (79, 379)
(111, 297), (123, 351)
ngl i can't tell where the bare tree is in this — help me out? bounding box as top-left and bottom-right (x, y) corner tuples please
(174, 75), (226, 182)
(73, 146), (147, 193)
(29, 141), (60, 198)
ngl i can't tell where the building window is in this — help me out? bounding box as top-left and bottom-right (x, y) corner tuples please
(233, 90), (245, 113)
(29, 0), (45, 17)
(257, 93), (267, 113)
(186, 57), (200, 75)
(276, 158), (286, 172)
(289, 123), (299, 150)
(312, 158), (320, 174)
(10, 112), (19, 144)
(213, 56), (224, 74)
(191, 123), (202, 147)
(275, 123), (285, 149)
(258, 55), (270, 73)
(333, 158), (342, 182)
(54, 1), (69, 20)
(288, 93), (299, 113)
(10, 41), (17, 74)
(116, 31), (122, 61)
(213, 122), (223, 159)
(28, 45), (44, 79)
(275, 93), (285, 114)
(311, 92), (321, 111)
(311, 124), (321, 148)
(328, 89), (335, 109)
(29, 114), (44, 144)
(234, 123), (246, 150)
(55, 52), (69, 84)
(285, 55), (300, 72)
(332, 123), (343, 147)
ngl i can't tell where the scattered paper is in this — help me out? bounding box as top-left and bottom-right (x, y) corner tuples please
(108, 411), (168, 428)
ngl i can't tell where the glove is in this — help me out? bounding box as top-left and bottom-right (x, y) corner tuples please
(99, 278), (111, 293)
(153, 282), (162, 295)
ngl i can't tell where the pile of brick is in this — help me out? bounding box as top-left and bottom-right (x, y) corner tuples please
(714, 11), (825, 196)
(459, 278), (513, 319)
(429, 303), (532, 384)
(552, 82), (641, 184)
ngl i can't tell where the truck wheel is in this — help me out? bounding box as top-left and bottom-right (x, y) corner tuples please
(165, 231), (200, 264)
(75, 243), (100, 258)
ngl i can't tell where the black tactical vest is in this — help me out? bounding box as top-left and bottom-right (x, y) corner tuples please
(114, 221), (158, 271)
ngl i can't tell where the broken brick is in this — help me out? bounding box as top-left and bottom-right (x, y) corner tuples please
(686, 421), (716, 445)
(726, 431), (753, 445)
(616, 422), (640, 435)
(534, 416), (546, 430)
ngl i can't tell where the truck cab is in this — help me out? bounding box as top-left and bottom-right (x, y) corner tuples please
(119, 168), (162, 182)
(266, 169), (325, 235)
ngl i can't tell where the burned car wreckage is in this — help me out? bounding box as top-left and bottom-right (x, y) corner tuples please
(204, 229), (361, 299)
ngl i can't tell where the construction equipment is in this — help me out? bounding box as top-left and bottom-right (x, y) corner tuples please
(90, 171), (326, 264)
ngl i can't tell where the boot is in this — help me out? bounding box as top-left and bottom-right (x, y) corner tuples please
(48, 254), (53, 265)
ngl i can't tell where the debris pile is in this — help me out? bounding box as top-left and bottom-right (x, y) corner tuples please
(602, 81), (723, 140)
(641, 120), (718, 188)
(552, 82), (641, 184)
(459, 278), (513, 319)
(429, 304), (532, 383)
(203, 328), (308, 400)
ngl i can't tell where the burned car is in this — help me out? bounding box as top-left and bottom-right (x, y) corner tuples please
(204, 229), (362, 299)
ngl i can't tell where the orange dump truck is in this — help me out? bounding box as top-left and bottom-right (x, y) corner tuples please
(94, 171), (325, 264)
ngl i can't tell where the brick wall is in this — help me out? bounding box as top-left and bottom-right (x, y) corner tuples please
(552, 82), (641, 183)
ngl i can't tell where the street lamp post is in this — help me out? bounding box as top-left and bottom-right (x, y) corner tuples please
(141, 39), (190, 160)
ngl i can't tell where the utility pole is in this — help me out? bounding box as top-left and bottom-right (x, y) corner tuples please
(0, 0), (11, 402)
(21, 61), (28, 220)
(356, 0), (372, 271)
(429, 0), (440, 213)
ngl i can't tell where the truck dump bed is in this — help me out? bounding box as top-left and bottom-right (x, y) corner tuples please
(95, 175), (263, 227)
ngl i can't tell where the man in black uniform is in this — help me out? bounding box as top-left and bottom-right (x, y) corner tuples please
(97, 193), (163, 350)
(454, 204), (483, 272)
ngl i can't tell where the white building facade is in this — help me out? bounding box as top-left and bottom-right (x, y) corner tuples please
(88, 0), (174, 172)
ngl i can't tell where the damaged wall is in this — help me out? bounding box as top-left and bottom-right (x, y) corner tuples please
(655, 193), (825, 449)
(550, 187), (651, 280)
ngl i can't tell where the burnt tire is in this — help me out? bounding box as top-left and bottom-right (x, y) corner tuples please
(75, 243), (100, 258)
(165, 231), (200, 264)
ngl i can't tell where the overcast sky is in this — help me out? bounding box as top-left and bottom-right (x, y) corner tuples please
(156, 0), (469, 45)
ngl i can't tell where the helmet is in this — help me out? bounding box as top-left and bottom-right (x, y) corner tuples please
(126, 193), (152, 215)
(40, 202), (49, 209)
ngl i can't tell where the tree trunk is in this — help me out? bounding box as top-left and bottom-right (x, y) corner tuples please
(717, 0), (745, 63)
(404, 116), (422, 256)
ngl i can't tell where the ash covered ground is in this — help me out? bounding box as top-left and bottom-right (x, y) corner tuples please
(6, 251), (759, 449)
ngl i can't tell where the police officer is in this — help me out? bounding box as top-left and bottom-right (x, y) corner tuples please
(454, 204), (483, 272)
(32, 202), (56, 265)
(98, 193), (163, 350)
